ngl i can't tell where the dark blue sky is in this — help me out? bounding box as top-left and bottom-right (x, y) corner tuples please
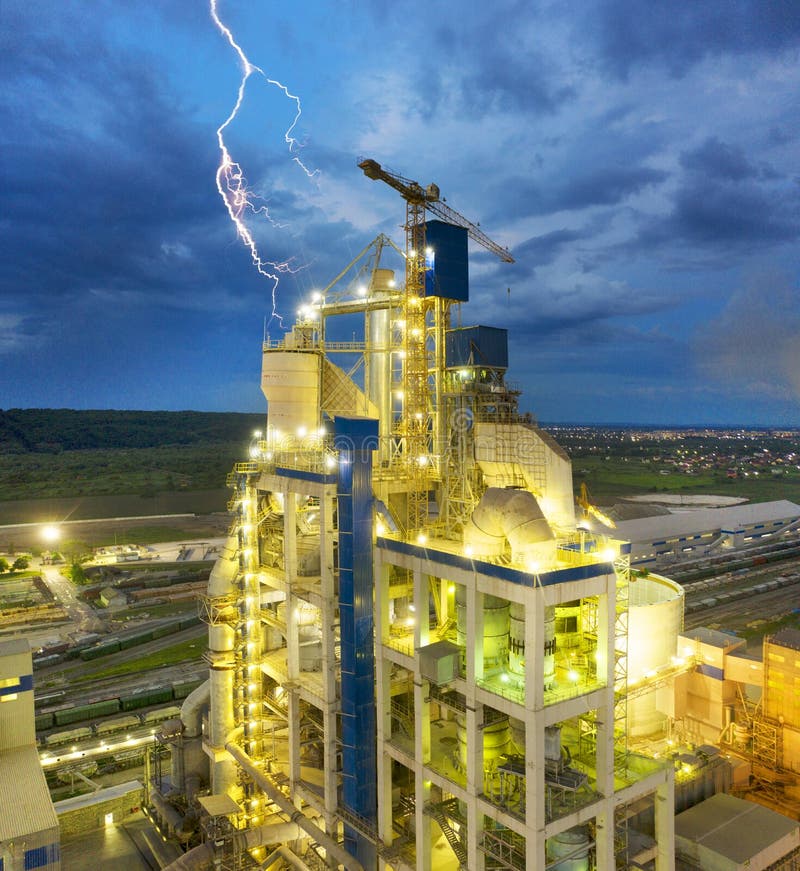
(1, 0), (799, 424)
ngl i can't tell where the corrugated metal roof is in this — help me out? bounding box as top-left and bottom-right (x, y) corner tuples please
(0, 746), (59, 840)
(675, 793), (799, 863)
(770, 627), (800, 652)
(0, 638), (31, 657)
(54, 780), (142, 813)
(680, 627), (742, 649)
(615, 499), (800, 543)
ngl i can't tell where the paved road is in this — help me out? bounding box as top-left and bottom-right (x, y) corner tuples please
(38, 562), (107, 635)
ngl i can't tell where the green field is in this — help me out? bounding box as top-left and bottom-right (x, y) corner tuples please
(0, 444), (243, 502)
(87, 636), (205, 679)
(573, 456), (800, 505)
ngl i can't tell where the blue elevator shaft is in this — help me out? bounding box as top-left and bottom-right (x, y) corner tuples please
(335, 417), (379, 868)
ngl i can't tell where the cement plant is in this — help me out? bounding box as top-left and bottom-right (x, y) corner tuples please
(3, 161), (800, 871)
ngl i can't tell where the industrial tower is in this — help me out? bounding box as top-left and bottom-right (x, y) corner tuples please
(149, 161), (677, 871)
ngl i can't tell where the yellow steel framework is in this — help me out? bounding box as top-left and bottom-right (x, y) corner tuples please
(358, 158), (514, 535)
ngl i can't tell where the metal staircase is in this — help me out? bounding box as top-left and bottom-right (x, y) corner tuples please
(424, 799), (468, 868)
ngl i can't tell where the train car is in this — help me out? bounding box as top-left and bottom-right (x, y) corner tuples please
(53, 698), (121, 726)
(121, 686), (173, 711)
(33, 654), (63, 668)
(44, 726), (92, 747)
(35, 712), (54, 732)
(172, 677), (204, 700)
(94, 715), (141, 736)
(151, 621), (181, 640)
(179, 615), (201, 631)
(142, 705), (182, 725)
(118, 629), (156, 650)
(80, 639), (122, 661)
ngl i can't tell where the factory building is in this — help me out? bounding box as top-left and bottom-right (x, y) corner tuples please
(614, 500), (800, 567)
(0, 639), (60, 871)
(674, 793), (799, 871)
(147, 161), (687, 870)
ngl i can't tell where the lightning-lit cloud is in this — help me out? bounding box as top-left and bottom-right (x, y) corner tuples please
(210, 0), (317, 327)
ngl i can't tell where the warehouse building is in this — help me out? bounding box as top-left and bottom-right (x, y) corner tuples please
(614, 500), (800, 566)
(0, 639), (60, 871)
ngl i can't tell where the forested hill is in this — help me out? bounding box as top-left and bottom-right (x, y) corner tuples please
(0, 409), (265, 453)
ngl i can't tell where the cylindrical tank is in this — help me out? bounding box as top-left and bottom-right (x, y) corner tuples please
(456, 716), (509, 772)
(261, 350), (320, 435)
(456, 588), (509, 668)
(366, 269), (394, 452)
(509, 716), (525, 753)
(278, 601), (322, 671)
(555, 602), (581, 649)
(508, 603), (556, 690)
(732, 722), (751, 748)
(628, 574), (684, 738)
(547, 828), (590, 871)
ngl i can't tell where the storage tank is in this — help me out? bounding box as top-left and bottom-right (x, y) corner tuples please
(261, 348), (320, 435)
(456, 716), (509, 773)
(456, 587), (509, 668)
(547, 828), (590, 871)
(508, 603), (555, 690)
(366, 269), (395, 451)
(627, 574), (684, 737)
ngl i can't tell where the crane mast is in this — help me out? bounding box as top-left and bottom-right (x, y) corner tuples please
(358, 158), (513, 534)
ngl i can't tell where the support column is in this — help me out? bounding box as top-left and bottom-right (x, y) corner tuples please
(655, 775), (675, 871)
(466, 700), (485, 871)
(595, 810), (616, 871)
(524, 591), (545, 867)
(595, 578), (616, 798)
(320, 488), (338, 820)
(375, 554), (394, 851)
(414, 674), (432, 871)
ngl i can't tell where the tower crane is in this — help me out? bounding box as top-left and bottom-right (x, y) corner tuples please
(358, 158), (513, 534)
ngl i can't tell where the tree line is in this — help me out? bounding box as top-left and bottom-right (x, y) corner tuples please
(0, 409), (265, 454)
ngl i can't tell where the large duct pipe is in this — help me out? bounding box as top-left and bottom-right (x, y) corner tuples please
(225, 741), (365, 871)
(159, 823), (303, 871)
(181, 679), (210, 738)
(206, 535), (239, 795)
(150, 791), (191, 841)
(160, 843), (213, 871)
(261, 845), (312, 870)
(464, 488), (554, 563)
(172, 679), (211, 793)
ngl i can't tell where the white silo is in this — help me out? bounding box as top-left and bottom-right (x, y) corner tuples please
(627, 574), (684, 738)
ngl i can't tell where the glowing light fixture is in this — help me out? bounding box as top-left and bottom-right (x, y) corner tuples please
(41, 525), (60, 543)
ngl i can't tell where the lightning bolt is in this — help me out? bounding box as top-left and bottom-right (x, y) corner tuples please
(210, 0), (316, 327)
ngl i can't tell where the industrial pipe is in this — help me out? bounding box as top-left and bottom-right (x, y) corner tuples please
(464, 487), (553, 562)
(160, 843), (213, 871)
(181, 679), (210, 738)
(225, 741), (365, 871)
(150, 791), (191, 841)
(159, 822), (303, 871)
(260, 845), (312, 870)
